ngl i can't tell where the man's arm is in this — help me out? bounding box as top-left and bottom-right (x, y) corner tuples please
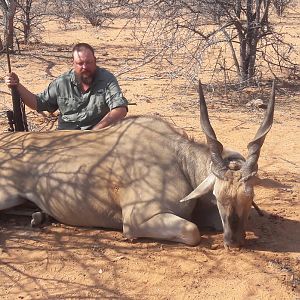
(92, 107), (127, 130)
(5, 72), (38, 110)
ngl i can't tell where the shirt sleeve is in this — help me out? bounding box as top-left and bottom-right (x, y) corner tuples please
(36, 80), (59, 113)
(105, 76), (128, 111)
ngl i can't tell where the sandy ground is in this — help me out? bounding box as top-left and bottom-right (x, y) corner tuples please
(0, 10), (299, 300)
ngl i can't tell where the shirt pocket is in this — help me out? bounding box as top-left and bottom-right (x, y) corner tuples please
(90, 89), (107, 112)
(57, 96), (81, 122)
(57, 96), (79, 115)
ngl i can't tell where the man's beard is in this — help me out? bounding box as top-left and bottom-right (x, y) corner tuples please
(75, 72), (94, 85)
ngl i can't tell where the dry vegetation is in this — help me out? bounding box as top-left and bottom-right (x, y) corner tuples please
(0, 5), (299, 300)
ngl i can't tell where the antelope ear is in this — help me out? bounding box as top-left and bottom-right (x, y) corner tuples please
(180, 174), (216, 202)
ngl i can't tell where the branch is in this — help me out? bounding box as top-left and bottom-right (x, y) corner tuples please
(176, 19), (235, 41)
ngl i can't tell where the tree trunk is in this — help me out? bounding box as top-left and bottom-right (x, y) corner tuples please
(5, 1), (17, 51)
(237, 0), (270, 84)
(23, 0), (32, 44)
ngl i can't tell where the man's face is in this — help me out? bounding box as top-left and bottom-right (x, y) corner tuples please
(73, 49), (97, 85)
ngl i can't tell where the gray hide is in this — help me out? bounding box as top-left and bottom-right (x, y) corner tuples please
(0, 79), (275, 248)
(0, 116), (217, 245)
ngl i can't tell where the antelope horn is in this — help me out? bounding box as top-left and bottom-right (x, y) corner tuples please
(198, 80), (227, 179)
(241, 81), (276, 181)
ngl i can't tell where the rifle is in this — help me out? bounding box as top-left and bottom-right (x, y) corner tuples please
(6, 49), (28, 132)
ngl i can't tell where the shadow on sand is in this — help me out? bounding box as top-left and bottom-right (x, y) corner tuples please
(245, 208), (300, 253)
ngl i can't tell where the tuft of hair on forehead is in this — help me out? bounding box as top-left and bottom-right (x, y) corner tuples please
(72, 43), (95, 56)
(228, 160), (242, 171)
(222, 169), (243, 184)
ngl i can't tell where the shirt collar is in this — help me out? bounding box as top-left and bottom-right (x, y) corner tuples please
(70, 69), (78, 86)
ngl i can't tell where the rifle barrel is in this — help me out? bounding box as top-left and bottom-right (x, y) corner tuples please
(6, 49), (26, 131)
(6, 50), (12, 73)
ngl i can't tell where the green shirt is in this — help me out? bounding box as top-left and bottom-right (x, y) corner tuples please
(36, 67), (128, 130)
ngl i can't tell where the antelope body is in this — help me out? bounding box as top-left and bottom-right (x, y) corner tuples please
(0, 83), (275, 247)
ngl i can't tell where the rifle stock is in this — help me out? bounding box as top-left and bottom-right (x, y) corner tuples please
(11, 87), (25, 131)
(6, 49), (28, 132)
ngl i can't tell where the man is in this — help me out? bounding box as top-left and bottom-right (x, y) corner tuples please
(4, 43), (128, 130)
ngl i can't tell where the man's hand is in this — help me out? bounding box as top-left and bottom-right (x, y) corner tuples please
(92, 107), (128, 130)
(5, 72), (20, 88)
(4, 72), (38, 110)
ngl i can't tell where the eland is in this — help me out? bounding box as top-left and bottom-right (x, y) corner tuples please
(0, 82), (275, 248)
